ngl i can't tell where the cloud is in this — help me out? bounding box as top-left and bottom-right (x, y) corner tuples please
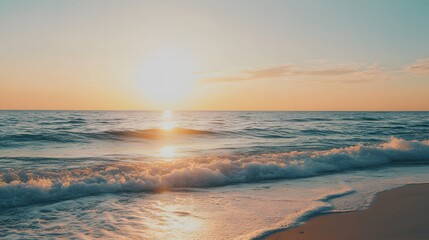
(306, 67), (389, 84)
(200, 64), (388, 84)
(406, 58), (429, 74)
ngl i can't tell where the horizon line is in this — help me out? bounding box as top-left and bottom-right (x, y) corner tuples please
(1, 109), (428, 112)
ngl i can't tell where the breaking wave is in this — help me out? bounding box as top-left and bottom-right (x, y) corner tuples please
(1, 137), (428, 208)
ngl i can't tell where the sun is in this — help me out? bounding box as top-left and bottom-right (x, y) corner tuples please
(137, 49), (196, 106)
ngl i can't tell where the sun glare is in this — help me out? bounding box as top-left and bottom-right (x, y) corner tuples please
(138, 50), (196, 106)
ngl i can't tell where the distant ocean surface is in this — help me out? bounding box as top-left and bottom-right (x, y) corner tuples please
(1, 111), (429, 239)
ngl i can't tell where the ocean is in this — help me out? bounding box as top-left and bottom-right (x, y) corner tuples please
(1, 111), (428, 239)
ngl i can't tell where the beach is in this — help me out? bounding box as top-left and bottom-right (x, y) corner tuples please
(2, 0), (429, 239)
(266, 183), (429, 240)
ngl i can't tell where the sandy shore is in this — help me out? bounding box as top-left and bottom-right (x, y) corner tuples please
(265, 183), (429, 240)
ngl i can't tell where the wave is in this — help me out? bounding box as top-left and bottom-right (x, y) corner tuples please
(300, 129), (341, 135)
(287, 116), (382, 122)
(340, 117), (381, 121)
(286, 117), (330, 122)
(242, 127), (293, 139)
(103, 128), (215, 139)
(39, 118), (86, 125)
(0, 128), (215, 146)
(0, 132), (85, 146)
(1, 137), (428, 208)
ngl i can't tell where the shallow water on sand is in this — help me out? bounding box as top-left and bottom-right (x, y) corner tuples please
(1, 111), (428, 239)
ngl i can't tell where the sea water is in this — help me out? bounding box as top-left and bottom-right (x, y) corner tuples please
(0, 111), (428, 239)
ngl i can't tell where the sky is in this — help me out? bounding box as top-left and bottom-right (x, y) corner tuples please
(1, 0), (429, 110)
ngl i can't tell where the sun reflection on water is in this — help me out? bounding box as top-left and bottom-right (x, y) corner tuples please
(161, 210), (201, 234)
(144, 201), (203, 240)
(163, 109), (173, 119)
(161, 121), (176, 131)
(160, 110), (176, 131)
(159, 146), (177, 158)
(158, 110), (179, 159)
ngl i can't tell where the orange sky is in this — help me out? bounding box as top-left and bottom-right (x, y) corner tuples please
(1, 1), (428, 110)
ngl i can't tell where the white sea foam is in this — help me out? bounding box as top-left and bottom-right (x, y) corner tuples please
(1, 137), (428, 208)
(248, 187), (356, 240)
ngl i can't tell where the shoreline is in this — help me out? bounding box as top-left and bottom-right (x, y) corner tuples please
(264, 183), (429, 240)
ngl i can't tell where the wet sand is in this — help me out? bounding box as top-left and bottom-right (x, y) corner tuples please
(265, 183), (429, 240)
